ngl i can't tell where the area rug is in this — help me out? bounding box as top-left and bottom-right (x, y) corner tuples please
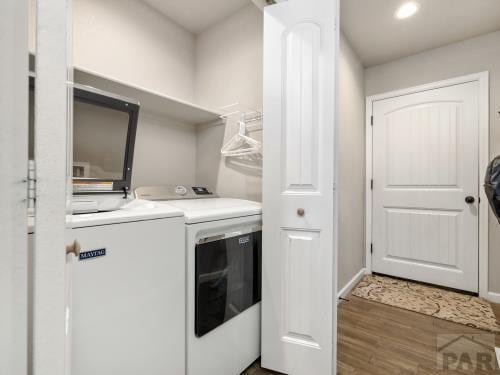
(351, 274), (500, 333)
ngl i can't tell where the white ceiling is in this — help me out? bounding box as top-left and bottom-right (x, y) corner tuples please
(141, 0), (251, 34)
(341, 0), (500, 67)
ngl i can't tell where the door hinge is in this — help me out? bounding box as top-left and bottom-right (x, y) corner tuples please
(27, 160), (36, 211)
(371, 116), (374, 126)
(371, 179), (373, 190)
(370, 243), (373, 254)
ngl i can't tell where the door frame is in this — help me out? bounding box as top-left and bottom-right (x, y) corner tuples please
(0, 1), (29, 374)
(33, 1), (72, 375)
(364, 72), (489, 299)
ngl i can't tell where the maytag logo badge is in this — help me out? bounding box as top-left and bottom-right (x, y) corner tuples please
(79, 248), (106, 261)
(239, 236), (250, 245)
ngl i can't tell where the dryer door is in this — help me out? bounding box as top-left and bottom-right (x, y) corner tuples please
(195, 228), (262, 337)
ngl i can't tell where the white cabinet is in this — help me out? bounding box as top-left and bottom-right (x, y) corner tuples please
(66, 216), (185, 375)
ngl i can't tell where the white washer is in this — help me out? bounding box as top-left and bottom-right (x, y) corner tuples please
(136, 186), (262, 375)
(65, 200), (186, 375)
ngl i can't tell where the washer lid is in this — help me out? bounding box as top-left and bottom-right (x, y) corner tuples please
(68, 199), (184, 228)
(165, 198), (262, 224)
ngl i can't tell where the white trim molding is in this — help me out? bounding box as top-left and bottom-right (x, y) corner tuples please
(0, 1), (29, 375)
(487, 292), (500, 304)
(337, 268), (366, 303)
(365, 72), (490, 299)
(365, 99), (373, 274)
(33, 1), (71, 375)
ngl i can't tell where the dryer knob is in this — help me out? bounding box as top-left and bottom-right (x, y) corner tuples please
(175, 185), (188, 196)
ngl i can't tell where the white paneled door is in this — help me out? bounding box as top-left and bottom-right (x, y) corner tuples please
(262, 0), (338, 374)
(372, 81), (480, 292)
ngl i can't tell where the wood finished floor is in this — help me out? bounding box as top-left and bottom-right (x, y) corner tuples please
(337, 295), (500, 374)
(243, 295), (500, 375)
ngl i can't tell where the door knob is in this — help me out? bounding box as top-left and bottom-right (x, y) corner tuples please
(465, 196), (475, 204)
(297, 208), (305, 217)
(66, 240), (81, 257)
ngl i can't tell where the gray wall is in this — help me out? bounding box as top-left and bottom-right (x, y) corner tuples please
(365, 30), (500, 293)
(131, 113), (197, 189)
(31, 0), (264, 193)
(194, 4), (264, 202)
(30, 0), (197, 102)
(73, 0), (196, 102)
(337, 34), (366, 291)
(71, 0), (199, 188)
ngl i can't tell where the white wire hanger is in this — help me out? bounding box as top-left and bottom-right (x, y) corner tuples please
(221, 120), (261, 157)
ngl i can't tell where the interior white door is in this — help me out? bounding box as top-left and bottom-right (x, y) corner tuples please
(372, 81), (480, 292)
(262, 1), (338, 374)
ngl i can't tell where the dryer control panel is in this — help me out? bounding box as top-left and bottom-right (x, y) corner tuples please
(192, 186), (211, 195)
(135, 185), (217, 201)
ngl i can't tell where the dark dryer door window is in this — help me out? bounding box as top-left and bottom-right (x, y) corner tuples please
(195, 229), (262, 337)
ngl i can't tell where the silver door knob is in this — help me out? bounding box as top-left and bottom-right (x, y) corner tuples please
(66, 240), (81, 257)
(297, 208), (305, 217)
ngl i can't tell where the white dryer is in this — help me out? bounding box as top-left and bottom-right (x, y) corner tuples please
(136, 185), (262, 375)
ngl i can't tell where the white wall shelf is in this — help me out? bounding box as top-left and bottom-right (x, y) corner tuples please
(73, 66), (223, 125)
(29, 53), (222, 125)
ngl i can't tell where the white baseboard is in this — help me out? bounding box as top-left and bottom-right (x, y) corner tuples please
(486, 292), (500, 304)
(337, 268), (366, 304)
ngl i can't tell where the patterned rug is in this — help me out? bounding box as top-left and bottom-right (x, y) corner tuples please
(351, 274), (500, 333)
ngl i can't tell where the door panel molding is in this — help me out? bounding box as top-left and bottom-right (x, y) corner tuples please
(281, 229), (322, 349)
(282, 21), (321, 193)
(365, 72), (489, 298)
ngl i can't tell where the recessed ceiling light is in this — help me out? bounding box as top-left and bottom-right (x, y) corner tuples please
(395, 2), (420, 19)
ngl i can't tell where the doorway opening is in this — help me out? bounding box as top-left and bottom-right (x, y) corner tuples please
(338, 0), (500, 373)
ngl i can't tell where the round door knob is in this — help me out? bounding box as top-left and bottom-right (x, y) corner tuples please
(297, 208), (305, 217)
(66, 240), (81, 257)
(465, 196), (475, 204)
